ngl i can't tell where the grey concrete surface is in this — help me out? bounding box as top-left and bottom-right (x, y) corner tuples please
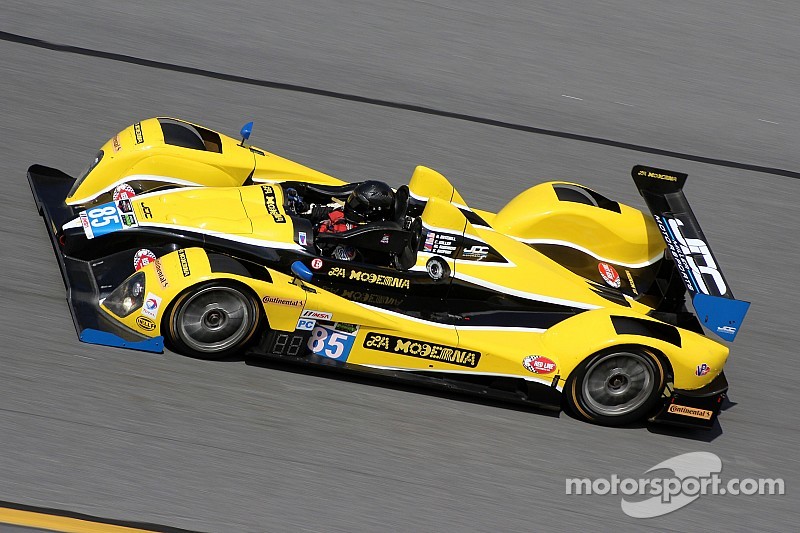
(0, 2), (797, 532)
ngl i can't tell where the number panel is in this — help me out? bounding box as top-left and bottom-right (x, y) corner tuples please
(307, 324), (358, 362)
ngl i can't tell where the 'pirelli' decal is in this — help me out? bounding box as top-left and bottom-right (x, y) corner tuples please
(363, 332), (480, 368)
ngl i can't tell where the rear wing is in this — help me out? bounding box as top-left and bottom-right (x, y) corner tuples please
(632, 165), (749, 342)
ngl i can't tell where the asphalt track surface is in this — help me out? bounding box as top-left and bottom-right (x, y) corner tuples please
(0, 1), (797, 531)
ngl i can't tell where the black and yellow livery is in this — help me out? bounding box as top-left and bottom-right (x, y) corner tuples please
(29, 118), (749, 428)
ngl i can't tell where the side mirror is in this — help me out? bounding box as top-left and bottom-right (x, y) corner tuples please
(239, 121), (254, 146)
(291, 261), (314, 282)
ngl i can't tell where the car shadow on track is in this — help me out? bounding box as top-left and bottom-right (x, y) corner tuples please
(644, 397), (736, 442)
(555, 404), (723, 441)
(242, 353), (562, 419)
(240, 353), (728, 439)
(173, 347), (734, 439)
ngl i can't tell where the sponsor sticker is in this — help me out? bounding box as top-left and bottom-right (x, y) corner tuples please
(262, 295), (303, 306)
(301, 309), (333, 320)
(667, 404), (713, 420)
(637, 168), (678, 182)
(522, 355), (557, 374)
(363, 332), (480, 368)
(336, 289), (404, 307)
(380, 233), (390, 245)
(80, 200), (138, 239)
(298, 231), (307, 246)
(347, 269), (411, 290)
(112, 134), (122, 152)
(655, 215), (727, 297)
(598, 262), (621, 288)
(141, 204), (153, 219)
(79, 211), (94, 239)
(625, 269), (638, 295)
(136, 316), (156, 331)
(133, 249), (157, 271)
(696, 363), (711, 377)
(460, 244), (489, 259)
(133, 122), (144, 144)
(261, 185), (286, 223)
(296, 318), (316, 331)
(112, 184), (136, 201)
(153, 258), (168, 288)
(311, 258), (323, 270)
(327, 266), (346, 278)
(334, 322), (358, 334)
(141, 292), (162, 319)
(308, 324), (358, 362)
(177, 249), (191, 277)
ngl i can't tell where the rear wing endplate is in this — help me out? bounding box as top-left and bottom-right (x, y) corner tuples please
(632, 165), (749, 342)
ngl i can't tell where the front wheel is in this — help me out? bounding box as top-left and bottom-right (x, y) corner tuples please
(566, 347), (666, 426)
(164, 282), (262, 359)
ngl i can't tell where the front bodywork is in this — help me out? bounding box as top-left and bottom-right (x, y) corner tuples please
(65, 117), (345, 208)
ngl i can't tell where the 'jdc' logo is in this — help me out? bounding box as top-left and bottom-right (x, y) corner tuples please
(667, 218), (726, 296)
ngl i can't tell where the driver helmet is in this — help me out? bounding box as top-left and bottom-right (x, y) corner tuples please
(344, 180), (394, 223)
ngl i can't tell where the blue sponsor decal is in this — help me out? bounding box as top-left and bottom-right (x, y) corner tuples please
(81, 200), (139, 239)
(307, 324), (358, 362)
(296, 318), (316, 331)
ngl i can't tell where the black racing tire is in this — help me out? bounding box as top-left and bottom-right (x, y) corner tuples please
(163, 281), (262, 359)
(565, 346), (666, 426)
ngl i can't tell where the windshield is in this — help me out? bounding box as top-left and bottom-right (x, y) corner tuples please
(67, 149), (104, 200)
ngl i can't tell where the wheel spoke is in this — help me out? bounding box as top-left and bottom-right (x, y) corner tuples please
(175, 286), (256, 354)
(581, 351), (657, 418)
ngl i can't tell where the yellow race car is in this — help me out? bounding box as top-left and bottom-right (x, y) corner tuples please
(29, 118), (749, 428)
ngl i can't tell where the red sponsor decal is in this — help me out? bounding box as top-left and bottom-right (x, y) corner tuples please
(522, 355), (556, 375)
(696, 363), (711, 377)
(133, 249), (157, 271)
(311, 258), (323, 270)
(113, 184), (136, 201)
(598, 262), (621, 288)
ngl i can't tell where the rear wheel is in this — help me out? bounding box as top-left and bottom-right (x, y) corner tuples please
(165, 282), (261, 359)
(566, 347), (665, 426)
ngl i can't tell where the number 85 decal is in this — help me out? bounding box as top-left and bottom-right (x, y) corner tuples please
(307, 325), (356, 362)
(88, 205), (120, 227)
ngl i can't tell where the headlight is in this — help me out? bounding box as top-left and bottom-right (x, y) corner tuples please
(104, 271), (145, 317)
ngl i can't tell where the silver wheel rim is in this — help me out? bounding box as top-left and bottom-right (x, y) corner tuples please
(175, 286), (255, 353)
(582, 351), (655, 417)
